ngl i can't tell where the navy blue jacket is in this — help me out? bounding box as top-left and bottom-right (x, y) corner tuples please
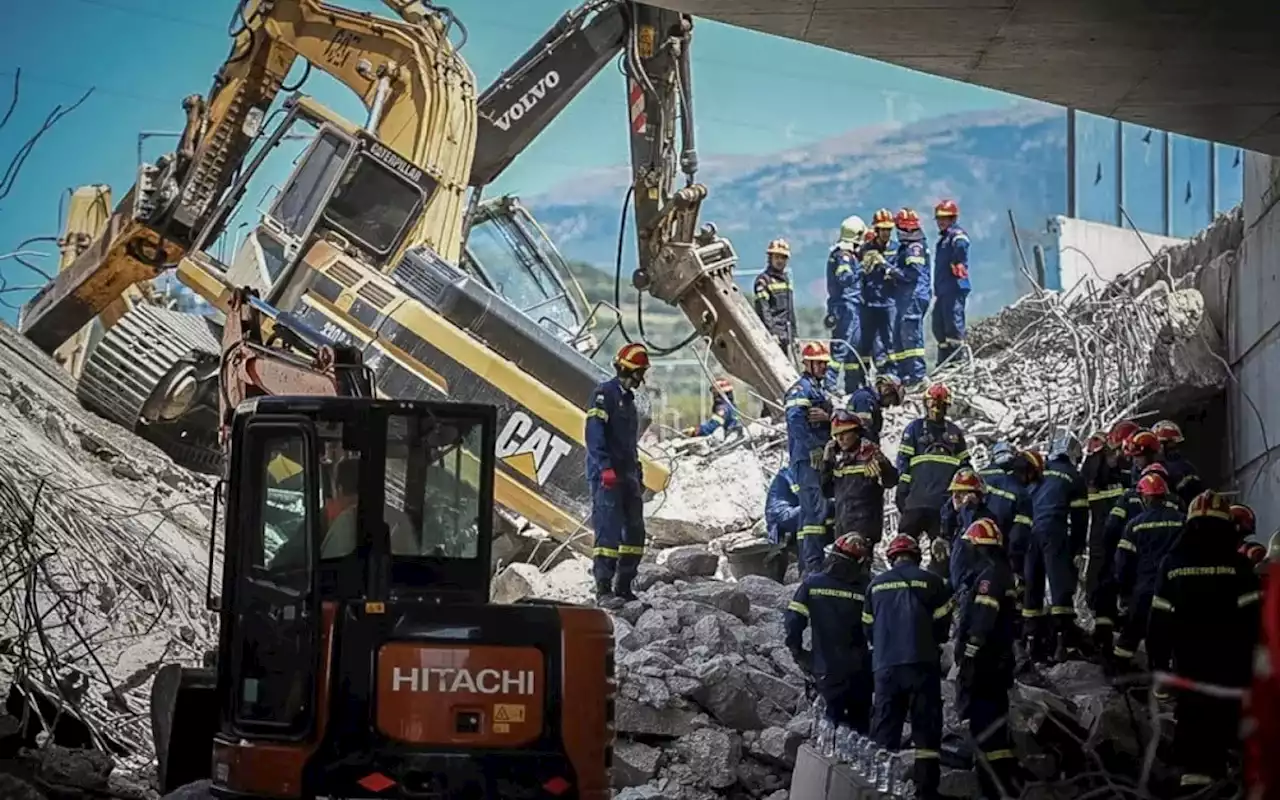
(862, 561), (953, 671)
(785, 566), (871, 678)
(1030, 455), (1089, 555)
(585, 377), (640, 481)
(822, 444), (899, 541)
(695, 395), (741, 437)
(860, 248), (894, 309)
(785, 374), (832, 470)
(895, 418), (969, 512)
(826, 243), (861, 315)
(848, 385), (884, 444)
(891, 232), (932, 303)
(932, 224), (971, 297)
(978, 467), (1033, 545)
(957, 555), (1017, 668)
(941, 500), (997, 594)
(1115, 503), (1186, 602)
(766, 467), (800, 545)
(1162, 454), (1204, 505)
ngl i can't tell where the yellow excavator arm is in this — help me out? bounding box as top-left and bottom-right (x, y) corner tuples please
(20, 0), (476, 353)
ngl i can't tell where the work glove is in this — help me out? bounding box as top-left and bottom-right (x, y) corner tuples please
(807, 406), (830, 424)
(951, 263), (969, 280)
(809, 448), (824, 471)
(682, 426), (697, 437)
(823, 313), (837, 330)
(601, 468), (618, 491)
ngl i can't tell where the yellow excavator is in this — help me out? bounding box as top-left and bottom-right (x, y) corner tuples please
(17, 0), (797, 546)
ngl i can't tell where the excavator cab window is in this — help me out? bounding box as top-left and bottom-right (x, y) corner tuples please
(321, 147), (427, 257)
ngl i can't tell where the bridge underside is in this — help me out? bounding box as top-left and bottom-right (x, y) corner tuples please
(656, 0), (1280, 155)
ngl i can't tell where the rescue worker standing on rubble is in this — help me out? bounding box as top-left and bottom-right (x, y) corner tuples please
(786, 534), (875, 735)
(764, 465), (801, 582)
(889, 209), (931, 387)
(824, 216), (869, 394)
(1082, 429), (1127, 630)
(1024, 431), (1089, 662)
(847, 372), (904, 445)
(586, 343), (651, 608)
(954, 519), (1021, 799)
(860, 209), (898, 375)
(864, 534), (953, 800)
(1112, 471), (1186, 666)
(1152, 420), (1204, 504)
(978, 442), (1035, 582)
(786, 342), (835, 575)
(896, 384), (970, 546)
(939, 468), (997, 697)
(822, 410), (898, 546)
(931, 200), (971, 367)
(754, 238), (798, 359)
(683, 378), (742, 438)
(1147, 490), (1261, 791)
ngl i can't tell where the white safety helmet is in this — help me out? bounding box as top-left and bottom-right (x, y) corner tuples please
(840, 215), (868, 244)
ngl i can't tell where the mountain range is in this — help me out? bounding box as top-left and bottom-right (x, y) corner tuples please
(527, 102), (1068, 319)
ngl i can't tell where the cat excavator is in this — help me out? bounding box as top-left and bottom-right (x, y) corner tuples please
(16, 0), (794, 547)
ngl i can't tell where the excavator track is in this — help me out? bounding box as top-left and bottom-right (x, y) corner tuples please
(77, 304), (222, 473)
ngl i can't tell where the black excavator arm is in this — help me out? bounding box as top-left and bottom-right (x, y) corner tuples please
(469, 1), (799, 404)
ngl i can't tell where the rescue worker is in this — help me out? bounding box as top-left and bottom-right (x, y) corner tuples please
(954, 519), (1020, 798)
(786, 533), (875, 734)
(764, 465), (801, 582)
(1151, 420), (1204, 504)
(1123, 428), (1163, 487)
(930, 200), (971, 367)
(847, 372), (904, 445)
(1147, 490), (1260, 790)
(1112, 472), (1186, 665)
(895, 383), (970, 544)
(586, 343), (651, 608)
(683, 378), (742, 438)
(824, 216), (869, 394)
(1081, 431), (1127, 649)
(1106, 420), (1141, 487)
(1024, 431), (1089, 662)
(860, 209), (897, 374)
(786, 341), (835, 576)
(822, 410), (898, 545)
(978, 442), (1034, 581)
(888, 208), (931, 387)
(753, 238), (798, 358)
(939, 468), (996, 687)
(863, 534), (953, 799)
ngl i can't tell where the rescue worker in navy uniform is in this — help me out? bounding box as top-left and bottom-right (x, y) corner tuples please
(1151, 420), (1204, 505)
(822, 410), (898, 546)
(764, 465), (801, 582)
(824, 216), (869, 395)
(1024, 431), (1089, 662)
(786, 533), (875, 734)
(1112, 471), (1186, 665)
(1122, 428), (1164, 491)
(1081, 431), (1126, 632)
(683, 378), (742, 438)
(786, 342), (835, 575)
(753, 238), (797, 358)
(586, 343), (651, 608)
(931, 199), (971, 367)
(863, 534), (953, 800)
(954, 519), (1020, 799)
(889, 208), (931, 387)
(848, 372), (904, 445)
(860, 209), (898, 375)
(978, 442), (1035, 581)
(1147, 490), (1261, 792)
(896, 383), (970, 544)
(940, 468), (996, 643)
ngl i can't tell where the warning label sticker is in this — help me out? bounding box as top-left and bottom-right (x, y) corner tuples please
(494, 703), (526, 724)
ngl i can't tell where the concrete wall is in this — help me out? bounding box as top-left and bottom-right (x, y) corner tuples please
(1231, 152), (1280, 537)
(1049, 216), (1186, 300)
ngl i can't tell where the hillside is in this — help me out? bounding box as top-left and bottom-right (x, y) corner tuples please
(530, 102), (1065, 319)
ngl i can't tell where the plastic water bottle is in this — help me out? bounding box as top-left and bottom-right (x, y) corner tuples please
(874, 750), (892, 793)
(859, 738), (877, 777)
(835, 725), (856, 762)
(850, 735), (867, 777)
(897, 779), (916, 798)
(884, 753), (902, 795)
(811, 694), (827, 720)
(816, 717), (836, 758)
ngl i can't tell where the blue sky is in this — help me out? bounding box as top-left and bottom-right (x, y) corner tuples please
(0, 0), (1244, 321)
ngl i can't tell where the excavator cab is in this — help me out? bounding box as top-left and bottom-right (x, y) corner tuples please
(153, 397), (616, 798)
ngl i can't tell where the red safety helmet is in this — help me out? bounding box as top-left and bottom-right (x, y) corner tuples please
(832, 533), (871, 563)
(1187, 490), (1233, 522)
(885, 534), (921, 560)
(925, 383), (952, 405)
(1141, 462), (1169, 478)
(1107, 420), (1140, 450)
(1152, 420), (1185, 445)
(830, 409), (863, 437)
(1136, 473), (1169, 497)
(895, 208), (922, 231)
(711, 377), (734, 395)
(1241, 541), (1268, 565)
(1021, 450), (1045, 479)
(615, 342), (650, 371)
(800, 341), (831, 363)
(948, 467), (985, 494)
(1084, 433), (1107, 456)
(1232, 504), (1258, 535)
(964, 518), (1003, 547)
(872, 208), (896, 230)
(1123, 430), (1160, 458)
(934, 199), (960, 218)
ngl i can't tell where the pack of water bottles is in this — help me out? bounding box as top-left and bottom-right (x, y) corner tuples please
(809, 696), (916, 798)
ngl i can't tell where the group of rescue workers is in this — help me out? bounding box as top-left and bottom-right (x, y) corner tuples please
(581, 198), (1266, 798)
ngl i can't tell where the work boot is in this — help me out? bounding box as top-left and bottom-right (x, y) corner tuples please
(595, 580), (623, 610)
(614, 577), (638, 603)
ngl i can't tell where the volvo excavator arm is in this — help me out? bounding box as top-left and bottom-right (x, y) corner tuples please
(469, 1), (798, 402)
(20, 0), (477, 354)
